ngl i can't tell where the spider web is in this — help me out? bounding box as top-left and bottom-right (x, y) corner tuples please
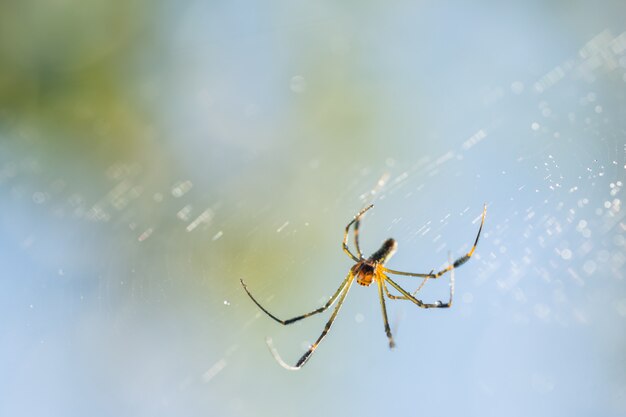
(1, 4), (625, 417)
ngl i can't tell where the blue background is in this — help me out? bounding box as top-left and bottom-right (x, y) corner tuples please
(1, 1), (625, 416)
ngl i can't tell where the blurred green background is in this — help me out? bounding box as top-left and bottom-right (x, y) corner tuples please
(1, 1), (625, 416)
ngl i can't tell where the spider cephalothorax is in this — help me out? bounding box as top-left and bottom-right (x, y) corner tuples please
(241, 203), (487, 370)
(351, 261), (377, 286)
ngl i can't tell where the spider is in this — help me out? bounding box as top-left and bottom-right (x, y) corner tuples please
(240, 203), (487, 370)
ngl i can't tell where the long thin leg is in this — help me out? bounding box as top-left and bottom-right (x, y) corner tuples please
(354, 217), (363, 258)
(385, 274), (453, 309)
(377, 276), (395, 348)
(266, 275), (355, 370)
(383, 275), (429, 300)
(381, 268), (432, 277)
(343, 204), (374, 262)
(447, 252), (455, 306)
(382, 204), (487, 278)
(240, 273), (351, 325)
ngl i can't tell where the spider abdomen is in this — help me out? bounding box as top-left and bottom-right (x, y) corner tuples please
(368, 238), (398, 264)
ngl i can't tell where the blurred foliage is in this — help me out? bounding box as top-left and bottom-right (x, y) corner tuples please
(0, 0), (159, 164)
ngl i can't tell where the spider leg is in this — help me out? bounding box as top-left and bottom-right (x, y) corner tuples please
(377, 275), (395, 348)
(354, 217), (363, 258)
(383, 280), (405, 300)
(265, 274), (355, 370)
(240, 273), (352, 325)
(380, 268), (432, 278)
(382, 204), (486, 279)
(410, 275), (432, 297)
(384, 274), (453, 309)
(383, 275), (430, 300)
(446, 252), (455, 307)
(343, 204), (374, 262)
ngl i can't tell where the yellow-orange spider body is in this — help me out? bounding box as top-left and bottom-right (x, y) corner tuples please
(352, 238), (397, 286)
